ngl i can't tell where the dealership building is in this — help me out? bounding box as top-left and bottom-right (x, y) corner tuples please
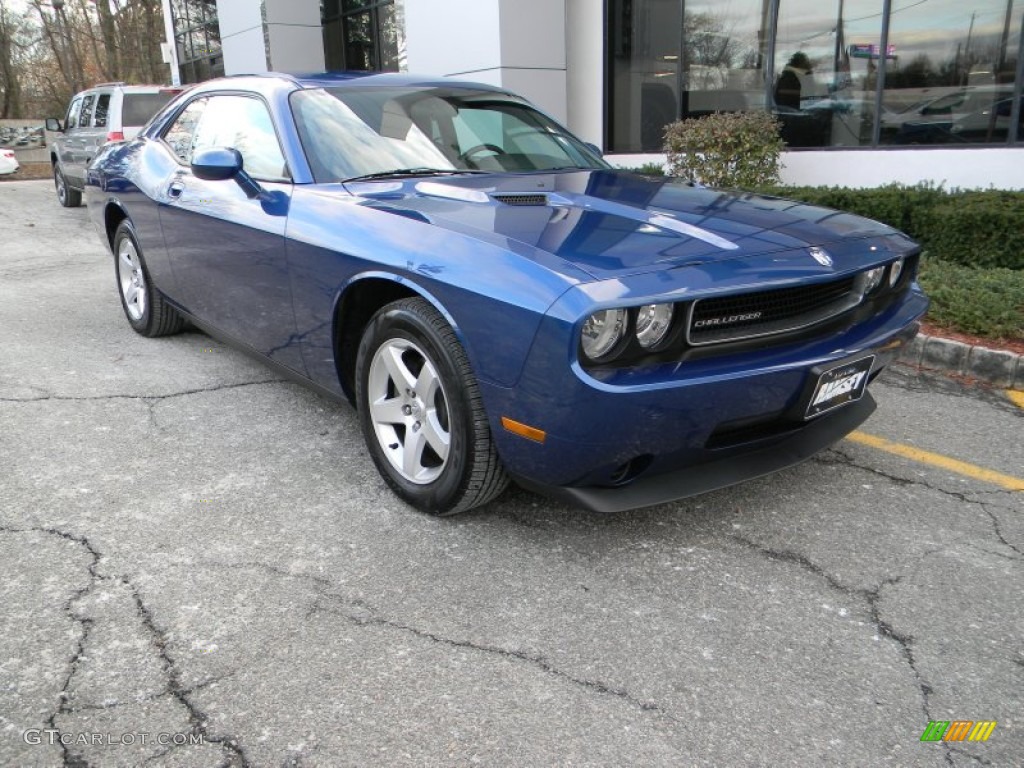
(161, 0), (1023, 188)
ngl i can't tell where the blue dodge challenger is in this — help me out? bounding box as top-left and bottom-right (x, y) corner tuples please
(84, 73), (928, 515)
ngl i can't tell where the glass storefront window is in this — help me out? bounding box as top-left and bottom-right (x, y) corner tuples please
(774, 0), (884, 147)
(882, 0), (1022, 145)
(170, 0), (222, 85)
(608, 0), (769, 152)
(323, 0), (405, 73)
(606, 0), (1021, 151)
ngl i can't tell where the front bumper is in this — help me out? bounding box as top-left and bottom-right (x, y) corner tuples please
(513, 392), (876, 513)
(480, 286), (927, 512)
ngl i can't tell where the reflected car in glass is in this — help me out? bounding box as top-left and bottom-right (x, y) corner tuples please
(83, 73), (929, 515)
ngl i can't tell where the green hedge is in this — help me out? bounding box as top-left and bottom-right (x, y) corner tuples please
(616, 175), (1024, 270)
(913, 194), (1024, 271)
(917, 259), (1024, 340)
(755, 184), (1024, 271)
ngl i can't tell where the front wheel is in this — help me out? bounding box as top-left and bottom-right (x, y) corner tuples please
(113, 220), (185, 337)
(355, 298), (509, 515)
(53, 163), (81, 208)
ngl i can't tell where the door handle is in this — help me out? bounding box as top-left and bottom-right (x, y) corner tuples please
(168, 181), (184, 199)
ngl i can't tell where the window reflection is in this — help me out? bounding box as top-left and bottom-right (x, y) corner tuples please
(605, 0), (1021, 150)
(608, 0), (769, 152)
(882, 0), (1023, 144)
(774, 0), (884, 147)
(168, 0), (223, 85)
(323, 0), (406, 73)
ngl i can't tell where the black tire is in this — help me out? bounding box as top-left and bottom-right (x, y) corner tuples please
(355, 297), (509, 515)
(112, 220), (185, 337)
(53, 163), (81, 208)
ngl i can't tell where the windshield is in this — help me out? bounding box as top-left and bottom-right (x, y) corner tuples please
(290, 86), (607, 183)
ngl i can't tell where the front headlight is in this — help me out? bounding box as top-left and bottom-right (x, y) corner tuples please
(581, 308), (627, 361)
(635, 303), (674, 349)
(863, 266), (885, 293)
(888, 257), (905, 287)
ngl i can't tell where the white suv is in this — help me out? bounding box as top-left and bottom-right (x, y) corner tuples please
(46, 82), (183, 207)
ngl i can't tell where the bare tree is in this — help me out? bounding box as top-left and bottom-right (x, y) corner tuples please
(0, 0), (25, 117)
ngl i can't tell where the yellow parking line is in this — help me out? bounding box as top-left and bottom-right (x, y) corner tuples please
(847, 431), (1024, 492)
(1008, 390), (1024, 409)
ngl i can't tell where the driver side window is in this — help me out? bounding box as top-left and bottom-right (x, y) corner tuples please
(191, 95), (289, 182)
(64, 98), (83, 133)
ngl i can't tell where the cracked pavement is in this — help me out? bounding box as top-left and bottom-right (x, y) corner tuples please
(1, 180), (1021, 766)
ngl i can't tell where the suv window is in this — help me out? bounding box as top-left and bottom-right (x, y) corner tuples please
(123, 93), (178, 127)
(65, 97), (83, 131)
(94, 94), (111, 128)
(191, 95), (288, 181)
(80, 94), (96, 128)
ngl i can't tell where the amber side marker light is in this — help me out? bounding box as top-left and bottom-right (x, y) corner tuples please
(501, 417), (546, 444)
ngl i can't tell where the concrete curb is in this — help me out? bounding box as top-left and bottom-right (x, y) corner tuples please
(897, 332), (1023, 390)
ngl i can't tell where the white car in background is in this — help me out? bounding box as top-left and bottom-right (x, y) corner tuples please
(0, 148), (19, 175)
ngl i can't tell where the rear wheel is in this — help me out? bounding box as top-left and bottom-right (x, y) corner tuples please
(355, 298), (509, 515)
(113, 220), (184, 337)
(53, 163), (81, 208)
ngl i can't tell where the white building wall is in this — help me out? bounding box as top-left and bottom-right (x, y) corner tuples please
(264, 0), (325, 74)
(778, 149), (1024, 191)
(607, 149), (1024, 191)
(565, 0), (604, 148)
(404, 0), (503, 78)
(404, 0), (568, 122)
(218, 1), (267, 75)
(216, 0), (324, 76)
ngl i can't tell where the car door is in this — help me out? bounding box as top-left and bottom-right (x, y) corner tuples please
(156, 93), (304, 373)
(80, 91), (111, 170)
(65, 93), (96, 186)
(56, 96), (83, 182)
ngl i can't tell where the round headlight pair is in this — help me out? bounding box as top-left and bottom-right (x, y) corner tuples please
(581, 304), (675, 362)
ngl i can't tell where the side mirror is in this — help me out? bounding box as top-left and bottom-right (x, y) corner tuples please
(192, 146), (243, 181)
(45, 118), (63, 132)
(585, 142), (603, 157)
(192, 146), (263, 199)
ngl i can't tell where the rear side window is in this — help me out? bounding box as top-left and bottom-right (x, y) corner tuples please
(79, 94), (96, 127)
(94, 94), (111, 128)
(122, 93), (178, 127)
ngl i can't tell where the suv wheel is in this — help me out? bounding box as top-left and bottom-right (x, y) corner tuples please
(54, 163), (81, 208)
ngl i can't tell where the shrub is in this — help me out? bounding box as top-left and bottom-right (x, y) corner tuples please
(754, 185), (1024, 270)
(912, 193), (1024, 270)
(664, 111), (784, 188)
(615, 162), (666, 176)
(757, 183), (948, 236)
(917, 258), (1024, 340)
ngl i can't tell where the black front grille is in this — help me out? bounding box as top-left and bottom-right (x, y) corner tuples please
(688, 276), (860, 345)
(493, 194), (549, 206)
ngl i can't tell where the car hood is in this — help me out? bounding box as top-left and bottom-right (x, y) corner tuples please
(343, 170), (910, 281)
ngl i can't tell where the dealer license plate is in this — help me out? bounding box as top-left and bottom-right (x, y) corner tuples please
(805, 356), (874, 419)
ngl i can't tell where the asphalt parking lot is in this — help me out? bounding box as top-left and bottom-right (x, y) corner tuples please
(1, 179), (1021, 767)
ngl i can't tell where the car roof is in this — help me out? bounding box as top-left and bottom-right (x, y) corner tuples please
(292, 71), (513, 93)
(183, 71), (516, 98)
